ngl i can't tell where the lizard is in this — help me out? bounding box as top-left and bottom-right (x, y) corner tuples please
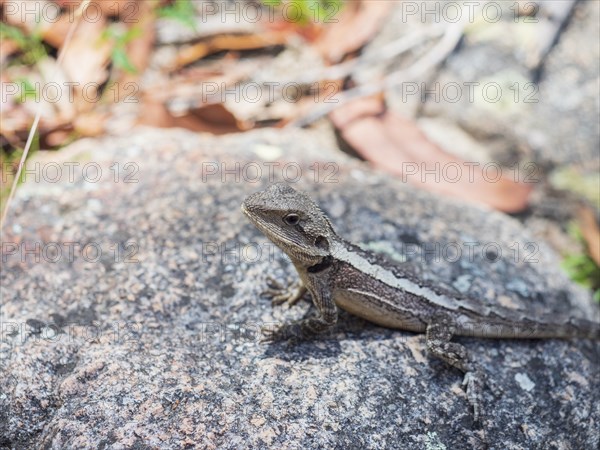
(241, 182), (600, 420)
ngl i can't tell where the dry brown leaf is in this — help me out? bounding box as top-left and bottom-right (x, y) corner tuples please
(1, 0), (147, 150)
(577, 206), (600, 266)
(53, 0), (135, 18)
(1, 60), (74, 140)
(314, 1), (393, 63)
(42, 0), (138, 47)
(326, 94), (385, 127)
(138, 95), (250, 134)
(141, 59), (263, 130)
(0, 39), (20, 64)
(58, 1), (145, 90)
(330, 97), (532, 213)
(39, 10), (76, 49)
(35, 58), (78, 123)
(143, 59), (254, 104)
(249, 81), (333, 126)
(1, 0), (47, 32)
(61, 18), (112, 112)
(73, 110), (109, 137)
(44, 127), (73, 147)
(260, 13), (323, 43)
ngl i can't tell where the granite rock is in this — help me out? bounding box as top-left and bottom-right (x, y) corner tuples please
(1, 128), (598, 449)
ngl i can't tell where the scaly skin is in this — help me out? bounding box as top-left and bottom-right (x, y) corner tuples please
(242, 182), (600, 421)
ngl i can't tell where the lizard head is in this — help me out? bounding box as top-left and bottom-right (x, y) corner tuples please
(241, 183), (335, 265)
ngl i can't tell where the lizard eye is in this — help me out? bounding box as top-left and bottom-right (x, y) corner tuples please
(283, 213), (300, 226)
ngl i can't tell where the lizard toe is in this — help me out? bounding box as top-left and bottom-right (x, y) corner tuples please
(462, 371), (484, 422)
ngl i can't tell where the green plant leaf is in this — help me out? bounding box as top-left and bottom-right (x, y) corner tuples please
(0, 22), (47, 65)
(157, 0), (197, 31)
(561, 222), (600, 302)
(111, 47), (138, 74)
(102, 24), (143, 74)
(15, 77), (38, 103)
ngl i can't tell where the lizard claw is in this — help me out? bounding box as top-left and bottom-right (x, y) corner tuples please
(260, 323), (285, 344)
(259, 330), (277, 344)
(260, 322), (303, 344)
(265, 276), (282, 289)
(262, 278), (307, 308)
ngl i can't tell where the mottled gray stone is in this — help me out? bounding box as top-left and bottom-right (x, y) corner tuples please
(1, 128), (598, 450)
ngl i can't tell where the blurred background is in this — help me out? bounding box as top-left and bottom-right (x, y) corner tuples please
(1, 0), (598, 297)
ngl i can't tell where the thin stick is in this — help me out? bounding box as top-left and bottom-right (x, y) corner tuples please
(0, 0), (91, 234)
(279, 27), (445, 86)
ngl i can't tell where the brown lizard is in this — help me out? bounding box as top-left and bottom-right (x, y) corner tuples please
(241, 182), (600, 420)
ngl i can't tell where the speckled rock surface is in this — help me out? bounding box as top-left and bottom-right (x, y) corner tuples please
(1, 128), (599, 449)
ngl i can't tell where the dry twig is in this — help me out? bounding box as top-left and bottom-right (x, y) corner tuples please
(288, 19), (468, 128)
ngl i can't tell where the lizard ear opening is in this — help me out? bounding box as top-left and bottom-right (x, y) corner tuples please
(315, 236), (329, 251)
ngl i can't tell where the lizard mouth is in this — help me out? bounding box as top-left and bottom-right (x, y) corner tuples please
(240, 202), (257, 222)
(240, 202), (266, 231)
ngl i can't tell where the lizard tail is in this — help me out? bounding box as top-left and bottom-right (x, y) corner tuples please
(565, 317), (600, 340)
(552, 317), (600, 341)
(522, 317), (600, 340)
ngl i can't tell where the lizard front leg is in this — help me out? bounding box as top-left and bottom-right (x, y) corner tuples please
(263, 277), (307, 307)
(262, 276), (337, 343)
(425, 315), (485, 421)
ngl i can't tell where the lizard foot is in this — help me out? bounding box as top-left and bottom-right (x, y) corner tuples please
(260, 322), (304, 345)
(462, 371), (484, 422)
(425, 317), (502, 422)
(263, 277), (307, 307)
